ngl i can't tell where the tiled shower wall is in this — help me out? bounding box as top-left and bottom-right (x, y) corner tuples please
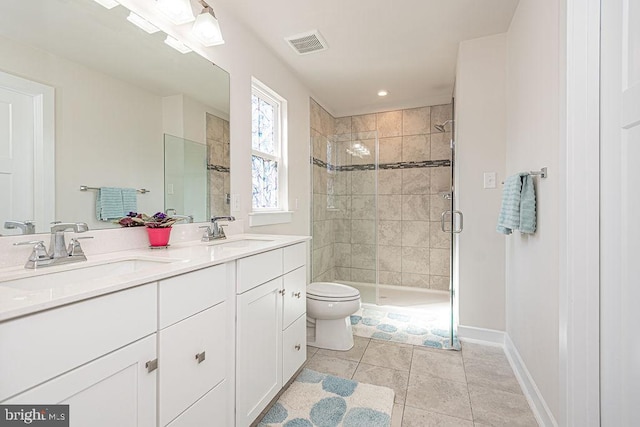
(310, 100), (452, 291)
(207, 113), (230, 216)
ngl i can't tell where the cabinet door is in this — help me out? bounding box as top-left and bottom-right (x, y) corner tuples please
(158, 303), (227, 426)
(5, 335), (156, 427)
(166, 380), (227, 427)
(236, 277), (283, 427)
(282, 314), (307, 384)
(282, 266), (307, 329)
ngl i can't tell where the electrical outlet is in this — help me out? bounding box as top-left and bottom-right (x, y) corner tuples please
(167, 184), (174, 195)
(483, 172), (497, 189)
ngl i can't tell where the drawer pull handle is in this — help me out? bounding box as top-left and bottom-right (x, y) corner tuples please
(295, 344), (301, 351)
(293, 292), (301, 298)
(195, 351), (206, 364)
(279, 289), (286, 296)
(146, 359), (158, 373)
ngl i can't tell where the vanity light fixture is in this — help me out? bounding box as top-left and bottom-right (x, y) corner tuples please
(192, 1), (225, 46)
(126, 12), (160, 34)
(93, 0), (119, 9)
(164, 35), (192, 53)
(377, 90), (388, 97)
(156, 0), (195, 25)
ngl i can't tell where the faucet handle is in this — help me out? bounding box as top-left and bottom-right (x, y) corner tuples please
(68, 236), (93, 257)
(199, 226), (213, 241)
(14, 240), (48, 261)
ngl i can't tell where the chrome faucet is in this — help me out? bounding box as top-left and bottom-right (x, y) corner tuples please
(201, 216), (235, 241)
(4, 220), (36, 235)
(14, 222), (92, 269)
(172, 214), (194, 224)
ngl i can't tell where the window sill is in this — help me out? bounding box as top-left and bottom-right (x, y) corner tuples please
(249, 211), (294, 227)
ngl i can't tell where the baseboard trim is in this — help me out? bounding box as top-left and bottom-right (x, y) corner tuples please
(504, 334), (558, 427)
(457, 324), (505, 345)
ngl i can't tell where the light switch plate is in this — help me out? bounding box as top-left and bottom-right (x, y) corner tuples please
(484, 172), (497, 189)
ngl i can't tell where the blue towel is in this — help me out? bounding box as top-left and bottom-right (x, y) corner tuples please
(121, 188), (138, 215)
(519, 175), (536, 233)
(96, 187), (125, 221)
(496, 174), (524, 235)
(496, 173), (537, 235)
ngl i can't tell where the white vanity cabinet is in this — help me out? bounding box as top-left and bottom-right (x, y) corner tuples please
(235, 243), (308, 427)
(0, 283), (158, 427)
(157, 263), (231, 427)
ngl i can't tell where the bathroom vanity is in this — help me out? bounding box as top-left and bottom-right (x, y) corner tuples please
(0, 234), (310, 427)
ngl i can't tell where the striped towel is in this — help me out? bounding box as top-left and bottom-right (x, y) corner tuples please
(496, 173), (537, 235)
(496, 174), (524, 234)
(121, 188), (138, 215)
(519, 175), (536, 234)
(96, 187), (125, 221)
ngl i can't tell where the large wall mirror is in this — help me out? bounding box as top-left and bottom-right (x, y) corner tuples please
(0, 0), (230, 235)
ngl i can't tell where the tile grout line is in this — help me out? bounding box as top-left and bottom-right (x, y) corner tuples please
(460, 345), (477, 424)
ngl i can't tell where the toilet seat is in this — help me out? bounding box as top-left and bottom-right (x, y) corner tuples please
(307, 282), (360, 302)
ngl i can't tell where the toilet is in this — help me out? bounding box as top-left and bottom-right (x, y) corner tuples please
(306, 282), (361, 351)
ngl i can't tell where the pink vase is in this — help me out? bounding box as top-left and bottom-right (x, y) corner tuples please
(146, 227), (172, 247)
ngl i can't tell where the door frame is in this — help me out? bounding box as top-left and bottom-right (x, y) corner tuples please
(560, 0), (601, 425)
(0, 71), (55, 231)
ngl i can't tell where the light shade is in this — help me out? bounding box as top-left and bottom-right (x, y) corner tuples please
(192, 7), (224, 46)
(164, 35), (192, 54)
(156, 0), (195, 25)
(93, 0), (119, 9)
(126, 12), (160, 34)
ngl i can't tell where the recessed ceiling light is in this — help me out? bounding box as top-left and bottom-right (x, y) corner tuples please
(164, 35), (192, 54)
(93, 0), (119, 9)
(378, 90), (388, 97)
(127, 12), (160, 34)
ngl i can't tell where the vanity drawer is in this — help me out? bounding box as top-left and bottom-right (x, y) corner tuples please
(283, 242), (306, 274)
(282, 314), (307, 384)
(237, 249), (283, 294)
(159, 264), (227, 329)
(158, 303), (227, 426)
(282, 266), (307, 329)
(0, 283), (156, 402)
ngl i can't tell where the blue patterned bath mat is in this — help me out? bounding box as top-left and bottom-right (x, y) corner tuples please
(351, 307), (460, 350)
(258, 368), (394, 427)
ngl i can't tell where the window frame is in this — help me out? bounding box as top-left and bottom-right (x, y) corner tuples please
(250, 77), (288, 213)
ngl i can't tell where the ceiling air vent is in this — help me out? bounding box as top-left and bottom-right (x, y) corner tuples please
(285, 30), (328, 55)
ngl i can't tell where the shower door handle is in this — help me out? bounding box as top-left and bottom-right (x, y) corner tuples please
(440, 210), (464, 233)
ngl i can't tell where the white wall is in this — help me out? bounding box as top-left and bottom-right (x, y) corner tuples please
(194, 4), (312, 236)
(505, 0), (561, 422)
(455, 34), (507, 332)
(0, 35), (164, 230)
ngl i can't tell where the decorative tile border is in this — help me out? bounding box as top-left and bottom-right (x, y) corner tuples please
(311, 157), (450, 171)
(208, 164), (230, 172)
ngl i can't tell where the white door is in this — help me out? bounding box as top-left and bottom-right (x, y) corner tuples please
(0, 71), (54, 235)
(0, 86), (34, 234)
(5, 335), (157, 427)
(236, 278), (283, 427)
(600, 0), (640, 424)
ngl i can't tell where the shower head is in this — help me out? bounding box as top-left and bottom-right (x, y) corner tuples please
(434, 120), (454, 132)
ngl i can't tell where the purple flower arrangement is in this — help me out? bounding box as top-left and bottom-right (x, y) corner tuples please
(116, 212), (181, 228)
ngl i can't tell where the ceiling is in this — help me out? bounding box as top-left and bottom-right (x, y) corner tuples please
(218, 0), (519, 117)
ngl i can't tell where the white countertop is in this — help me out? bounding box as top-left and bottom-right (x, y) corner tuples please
(0, 234), (310, 322)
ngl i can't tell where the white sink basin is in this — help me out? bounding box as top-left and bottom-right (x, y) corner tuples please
(1, 258), (178, 291)
(205, 238), (275, 249)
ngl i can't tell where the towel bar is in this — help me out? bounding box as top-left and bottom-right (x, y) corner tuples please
(501, 167), (547, 184)
(80, 185), (150, 194)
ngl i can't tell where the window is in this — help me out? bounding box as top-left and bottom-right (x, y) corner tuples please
(251, 78), (287, 212)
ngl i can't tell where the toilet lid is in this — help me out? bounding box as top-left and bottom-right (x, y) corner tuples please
(307, 282), (360, 300)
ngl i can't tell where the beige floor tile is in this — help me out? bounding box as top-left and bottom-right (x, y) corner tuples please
(315, 336), (370, 362)
(353, 362), (409, 404)
(307, 345), (319, 357)
(406, 374), (472, 420)
(304, 353), (359, 378)
(468, 385), (538, 426)
(464, 356), (523, 395)
(402, 405), (474, 426)
(361, 340), (414, 371)
(391, 403), (404, 427)
(411, 346), (467, 384)
(461, 341), (507, 361)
